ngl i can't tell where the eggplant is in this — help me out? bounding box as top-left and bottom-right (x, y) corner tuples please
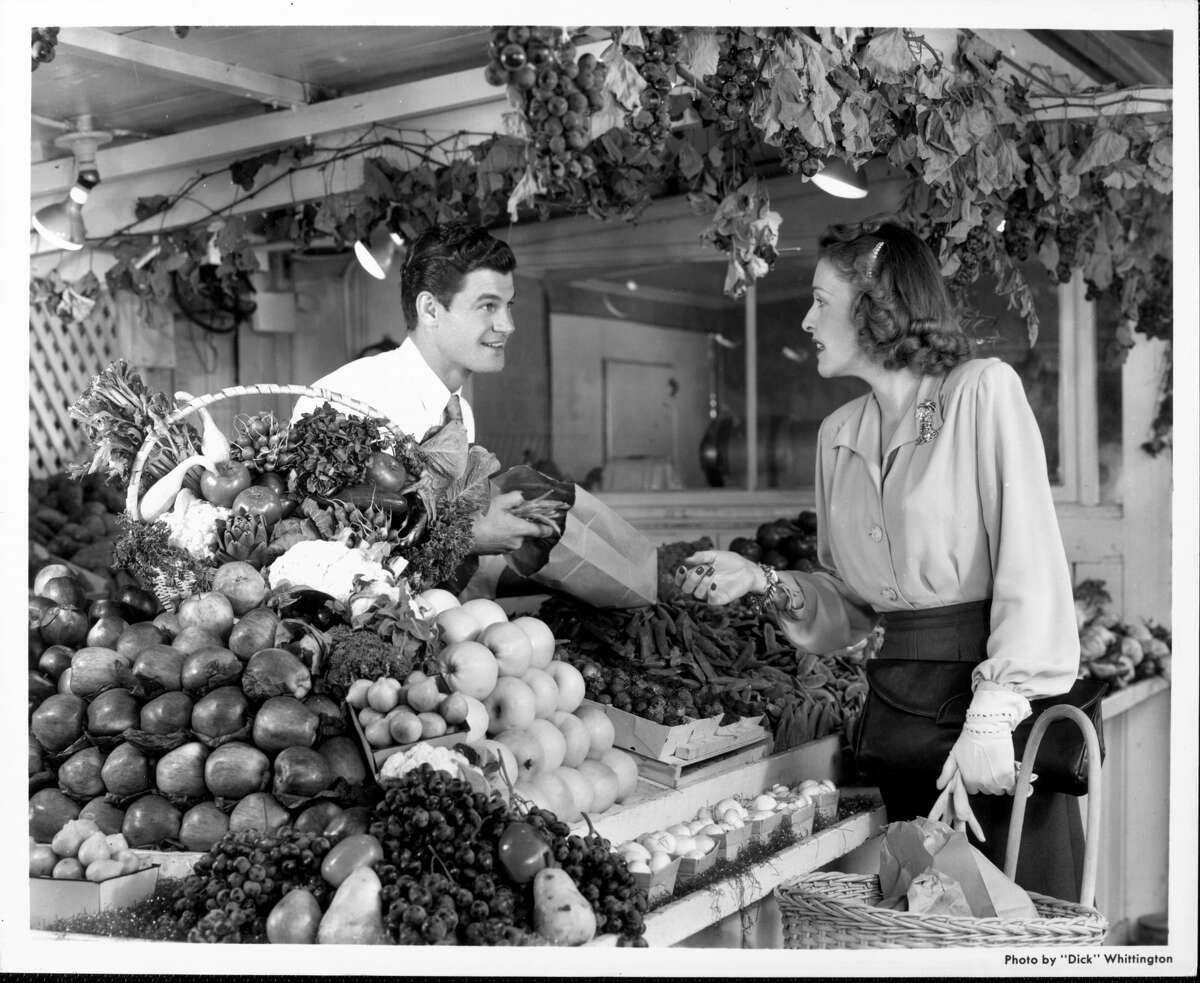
(394, 496), (428, 547)
(330, 483), (410, 519)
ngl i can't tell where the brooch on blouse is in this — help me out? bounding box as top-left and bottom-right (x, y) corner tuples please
(916, 399), (940, 445)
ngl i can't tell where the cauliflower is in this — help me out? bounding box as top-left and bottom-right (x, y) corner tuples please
(379, 742), (471, 782)
(160, 488), (230, 559)
(266, 539), (400, 603)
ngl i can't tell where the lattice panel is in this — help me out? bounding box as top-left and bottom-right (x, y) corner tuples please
(29, 292), (119, 478)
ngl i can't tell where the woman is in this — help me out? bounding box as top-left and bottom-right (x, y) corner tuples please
(676, 217), (1083, 900)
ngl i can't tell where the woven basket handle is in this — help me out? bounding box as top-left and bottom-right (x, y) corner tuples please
(1005, 704), (1103, 908)
(124, 382), (397, 519)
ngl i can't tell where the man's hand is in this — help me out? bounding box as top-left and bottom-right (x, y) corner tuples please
(471, 490), (545, 555)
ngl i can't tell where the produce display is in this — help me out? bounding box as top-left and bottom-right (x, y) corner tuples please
(1074, 580), (1172, 687)
(29, 818), (151, 883)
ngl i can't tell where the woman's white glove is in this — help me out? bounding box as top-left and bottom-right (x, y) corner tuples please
(674, 550), (767, 606)
(929, 683), (1032, 841)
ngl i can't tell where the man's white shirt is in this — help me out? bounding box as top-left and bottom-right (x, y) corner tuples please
(291, 336), (475, 441)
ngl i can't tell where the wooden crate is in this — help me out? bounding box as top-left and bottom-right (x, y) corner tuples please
(634, 736), (772, 789)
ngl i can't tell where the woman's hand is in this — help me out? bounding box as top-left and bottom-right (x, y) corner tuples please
(675, 550), (768, 607)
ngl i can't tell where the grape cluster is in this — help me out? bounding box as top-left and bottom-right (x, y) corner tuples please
(1054, 214), (1083, 284)
(702, 30), (769, 133)
(171, 827), (335, 943)
(370, 764), (538, 945)
(31, 27), (59, 71)
(950, 221), (997, 288)
(620, 28), (680, 154)
(778, 130), (824, 178)
(522, 807), (648, 946)
(1134, 255), (1172, 341)
(1002, 194), (1038, 262)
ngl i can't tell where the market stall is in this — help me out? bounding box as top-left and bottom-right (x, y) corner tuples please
(20, 17), (1189, 961)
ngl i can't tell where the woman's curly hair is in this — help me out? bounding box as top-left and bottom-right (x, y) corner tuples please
(817, 216), (972, 375)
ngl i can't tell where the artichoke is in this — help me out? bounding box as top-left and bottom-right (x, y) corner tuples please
(213, 512), (272, 569)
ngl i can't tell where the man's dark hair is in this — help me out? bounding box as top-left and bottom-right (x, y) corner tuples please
(400, 222), (517, 327)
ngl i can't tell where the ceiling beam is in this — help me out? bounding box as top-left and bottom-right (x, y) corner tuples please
(1028, 29), (1172, 87)
(55, 28), (317, 111)
(1028, 85), (1172, 122)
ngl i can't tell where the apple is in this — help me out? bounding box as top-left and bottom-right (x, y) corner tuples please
(364, 715), (393, 748)
(176, 592), (235, 642)
(551, 710), (590, 768)
(199, 460), (252, 507)
(358, 707), (383, 727)
(436, 607), (481, 645)
(418, 712), (448, 739)
(576, 760), (620, 814)
(521, 668), (558, 719)
(474, 738), (518, 786)
(513, 778), (556, 815)
(462, 695), (489, 742)
(30, 842), (57, 877)
(600, 747), (639, 803)
(496, 727), (545, 782)
(387, 707), (424, 745)
(530, 770), (578, 821)
(484, 677), (537, 734)
(440, 641), (499, 700)
(459, 598), (507, 631)
(512, 616), (556, 669)
(346, 678), (372, 710)
(231, 485), (283, 527)
(415, 588), (460, 618)
(546, 660), (585, 713)
(367, 677), (402, 714)
(555, 766), (594, 818)
(438, 692), (470, 726)
(526, 719), (567, 772)
(212, 562), (268, 616)
(479, 622), (533, 677)
(576, 703), (615, 759)
(404, 676), (443, 714)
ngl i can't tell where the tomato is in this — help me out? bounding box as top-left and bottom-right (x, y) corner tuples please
(199, 461), (252, 507)
(231, 485), (284, 527)
(366, 451), (410, 493)
(497, 821), (552, 885)
(318, 832), (384, 887)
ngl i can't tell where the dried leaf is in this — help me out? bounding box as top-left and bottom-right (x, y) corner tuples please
(601, 41), (647, 109)
(1073, 128), (1130, 175)
(861, 28), (917, 83)
(1083, 216), (1114, 290)
(588, 89), (626, 141)
(676, 141), (704, 181)
(505, 167), (542, 223)
(677, 28), (719, 79)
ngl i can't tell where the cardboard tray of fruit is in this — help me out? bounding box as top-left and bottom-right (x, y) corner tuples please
(30, 865), (160, 929)
(581, 699), (768, 763)
(347, 705), (470, 776)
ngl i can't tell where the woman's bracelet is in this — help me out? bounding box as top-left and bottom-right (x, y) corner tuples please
(753, 564), (807, 615)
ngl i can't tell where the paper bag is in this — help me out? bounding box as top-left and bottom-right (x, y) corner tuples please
(877, 818), (1038, 921)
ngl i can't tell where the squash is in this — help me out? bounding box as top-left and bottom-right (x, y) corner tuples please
(532, 867), (597, 945)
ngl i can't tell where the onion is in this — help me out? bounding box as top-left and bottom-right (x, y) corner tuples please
(304, 693), (343, 735)
(116, 622), (167, 661)
(151, 611), (180, 640)
(29, 788), (81, 842)
(36, 644), (74, 681)
(228, 792), (289, 835)
(29, 735), (43, 776)
(33, 563), (75, 596)
(117, 585), (161, 622)
(58, 746), (107, 801)
(79, 797), (126, 836)
(273, 746), (334, 797)
(131, 643), (185, 694)
(242, 648), (312, 702)
(31, 693), (86, 752)
(38, 576), (87, 609)
(294, 801), (343, 834)
(252, 696), (318, 754)
(121, 794), (181, 848)
(30, 594), (57, 627)
(180, 802), (229, 851)
(86, 615), (128, 650)
(191, 686), (251, 741)
(39, 606), (89, 647)
(155, 741), (210, 799)
(204, 742), (271, 798)
(86, 688), (140, 738)
(181, 645), (243, 695)
(101, 742), (152, 798)
(29, 670), (57, 707)
(69, 646), (134, 698)
(319, 735), (367, 786)
(139, 691), (194, 734)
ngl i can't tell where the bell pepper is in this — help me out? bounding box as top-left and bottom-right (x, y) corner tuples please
(497, 820), (553, 885)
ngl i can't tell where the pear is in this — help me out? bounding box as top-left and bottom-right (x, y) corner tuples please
(532, 867), (597, 945)
(316, 866), (388, 945)
(267, 887), (323, 944)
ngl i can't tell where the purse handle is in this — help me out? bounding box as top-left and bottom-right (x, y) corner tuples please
(1005, 704), (1103, 907)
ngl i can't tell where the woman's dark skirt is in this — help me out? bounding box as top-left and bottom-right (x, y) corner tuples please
(871, 600), (1086, 903)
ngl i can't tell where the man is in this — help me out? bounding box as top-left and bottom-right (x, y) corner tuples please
(294, 221), (541, 554)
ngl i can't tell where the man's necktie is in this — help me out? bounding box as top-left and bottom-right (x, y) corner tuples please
(443, 393), (463, 425)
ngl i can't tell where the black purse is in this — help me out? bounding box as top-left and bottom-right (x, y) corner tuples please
(853, 660), (1107, 796)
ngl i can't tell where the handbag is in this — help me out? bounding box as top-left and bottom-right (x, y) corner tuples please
(853, 660), (1107, 796)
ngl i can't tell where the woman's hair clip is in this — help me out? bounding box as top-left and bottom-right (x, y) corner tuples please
(863, 240), (886, 281)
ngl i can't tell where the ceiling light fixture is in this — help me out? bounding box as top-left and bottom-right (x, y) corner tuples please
(31, 114), (112, 251)
(354, 221), (397, 280)
(811, 157), (869, 200)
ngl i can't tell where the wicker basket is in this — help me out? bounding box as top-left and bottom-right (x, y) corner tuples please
(776, 706), (1108, 948)
(122, 383), (397, 608)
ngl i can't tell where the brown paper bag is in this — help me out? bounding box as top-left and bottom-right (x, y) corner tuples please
(519, 487), (658, 608)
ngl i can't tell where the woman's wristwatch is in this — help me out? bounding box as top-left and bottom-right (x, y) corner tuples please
(753, 564), (806, 615)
